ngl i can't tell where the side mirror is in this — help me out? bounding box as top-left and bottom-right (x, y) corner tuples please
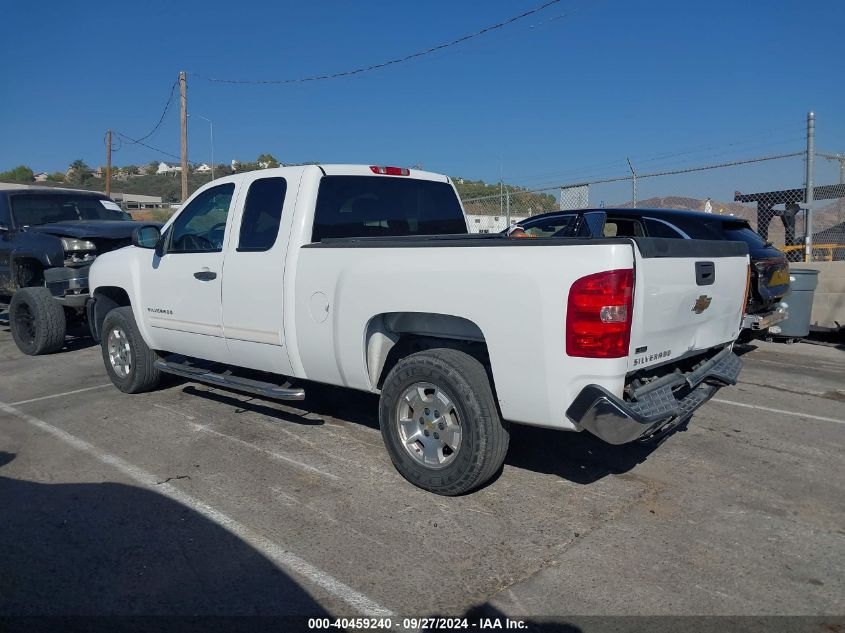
(132, 225), (161, 249)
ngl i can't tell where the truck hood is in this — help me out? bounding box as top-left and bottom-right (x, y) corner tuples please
(26, 220), (160, 240)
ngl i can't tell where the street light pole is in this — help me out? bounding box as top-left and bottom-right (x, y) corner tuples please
(190, 113), (214, 180)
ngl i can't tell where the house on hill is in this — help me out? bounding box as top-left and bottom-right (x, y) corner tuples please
(195, 163), (212, 173)
(156, 162), (182, 175)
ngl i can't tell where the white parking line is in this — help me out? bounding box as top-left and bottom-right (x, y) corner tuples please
(10, 384), (113, 406)
(712, 398), (845, 425)
(0, 399), (394, 617)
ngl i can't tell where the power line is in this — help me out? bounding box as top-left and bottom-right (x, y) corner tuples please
(129, 79), (179, 143)
(189, 0), (563, 85)
(112, 130), (183, 163)
(508, 122), (806, 185)
(463, 152), (805, 201)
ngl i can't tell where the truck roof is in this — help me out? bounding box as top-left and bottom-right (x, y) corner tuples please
(226, 164), (451, 184)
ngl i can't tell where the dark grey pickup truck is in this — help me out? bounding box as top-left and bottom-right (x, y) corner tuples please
(0, 187), (158, 355)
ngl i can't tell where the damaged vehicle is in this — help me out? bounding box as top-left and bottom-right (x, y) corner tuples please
(0, 188), (158, 355)
(510, 208), (789, 337)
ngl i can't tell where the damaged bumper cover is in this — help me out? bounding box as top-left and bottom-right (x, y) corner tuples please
(743, 303), (787, 331)
(566, 346), (742, 445)
(44, 265), (90, 307)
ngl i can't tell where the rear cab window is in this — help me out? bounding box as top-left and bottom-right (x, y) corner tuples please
(312, 176), (467, 242)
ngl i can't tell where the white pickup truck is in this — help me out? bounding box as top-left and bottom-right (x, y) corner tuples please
(88, 165), (749, 495)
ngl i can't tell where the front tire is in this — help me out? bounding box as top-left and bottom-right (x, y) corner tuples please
(9, 287), (66, 355)
(101, 307), (161, 393)
(379, 348), (509, 496)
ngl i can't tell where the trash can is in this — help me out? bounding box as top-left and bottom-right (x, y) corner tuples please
(777, 268), (819, 338)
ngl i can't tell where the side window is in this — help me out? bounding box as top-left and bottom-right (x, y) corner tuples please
(604, 217), (644, 238)
(237, 177), (287, 252)
(644, 218), (685, 239)
(168, 183), (235, 253)
(523, 214), (579, 237)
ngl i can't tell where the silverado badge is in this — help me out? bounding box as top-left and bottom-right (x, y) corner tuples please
(692, 295), (712, 314)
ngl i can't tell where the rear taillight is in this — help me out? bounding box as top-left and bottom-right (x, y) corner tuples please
(370, 166), (410, 176)
(566, 269), (634, 358)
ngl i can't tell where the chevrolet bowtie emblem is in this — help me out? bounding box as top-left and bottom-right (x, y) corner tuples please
(692, 295), (712, 314)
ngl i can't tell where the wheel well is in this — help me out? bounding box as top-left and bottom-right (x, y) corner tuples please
(365, 312), (491, 390)
(14, 258), (44, 288)
(91, 286), (131, 341)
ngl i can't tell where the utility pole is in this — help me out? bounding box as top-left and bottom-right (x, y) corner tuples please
(804, 111), (815, 262)
(179, 71), (188, 202)
(626, 157), (637, 208)
(105, 129), (112, 197)
(506, 188), (511, 228)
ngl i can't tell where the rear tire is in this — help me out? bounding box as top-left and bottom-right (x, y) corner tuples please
(9, 287), (66, 355)
(379, 348), (509, 496)
(101, 307), (161, 393)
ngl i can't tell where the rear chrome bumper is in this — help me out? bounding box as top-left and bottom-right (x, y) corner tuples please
(566, 347), (742, 445)
(743, 304), (787, 331)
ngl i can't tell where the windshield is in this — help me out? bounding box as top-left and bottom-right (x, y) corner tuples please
(312, 176), (467, 241)
(10, 195), (130, 226)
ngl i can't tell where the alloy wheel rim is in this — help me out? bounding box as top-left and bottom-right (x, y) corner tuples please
(395, 382), (462, 469)
(107, 327), (132, 378)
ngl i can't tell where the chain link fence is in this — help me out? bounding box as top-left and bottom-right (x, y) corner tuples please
(459, 150), (845, 261)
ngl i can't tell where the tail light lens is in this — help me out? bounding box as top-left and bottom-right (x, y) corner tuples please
(566, 269), (634, 358)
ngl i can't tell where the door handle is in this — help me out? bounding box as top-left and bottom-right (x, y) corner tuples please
(193, 270), (217, 281)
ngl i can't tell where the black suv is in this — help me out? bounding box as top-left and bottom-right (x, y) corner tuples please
(0, 188), (158, 355)
(511, 207), (789, 334)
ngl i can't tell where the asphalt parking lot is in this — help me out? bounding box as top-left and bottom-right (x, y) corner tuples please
(1, 314), (843, 628)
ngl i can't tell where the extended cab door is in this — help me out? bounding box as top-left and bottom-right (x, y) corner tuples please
(220, 172), (297, 375)
(138, 182), (236, 362)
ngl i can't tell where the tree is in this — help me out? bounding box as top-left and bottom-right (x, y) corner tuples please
(146, 160), (160, 175)
(257, 153), (280, 168)
(0, 165), (34, 182)
(66, 159), (92, 185)
(48, 171), (65, 182)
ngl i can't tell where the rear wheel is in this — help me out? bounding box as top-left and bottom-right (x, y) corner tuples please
(9, 287), (66, 355)
(101, 307), (161, 393)
(379, 348), (509, 496)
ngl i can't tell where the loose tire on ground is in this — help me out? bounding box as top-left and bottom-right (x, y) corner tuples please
(378, 348), (509, 496)
(101, 307), (161, 394)
(9, 287), (66, 355)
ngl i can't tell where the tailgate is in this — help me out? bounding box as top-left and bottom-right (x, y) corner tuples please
(628, 238), (749, 371)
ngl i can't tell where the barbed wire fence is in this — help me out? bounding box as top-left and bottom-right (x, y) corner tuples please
(459, 118), (845, 261)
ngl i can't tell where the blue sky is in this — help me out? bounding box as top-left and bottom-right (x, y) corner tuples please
(1, 0), (843, 201)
